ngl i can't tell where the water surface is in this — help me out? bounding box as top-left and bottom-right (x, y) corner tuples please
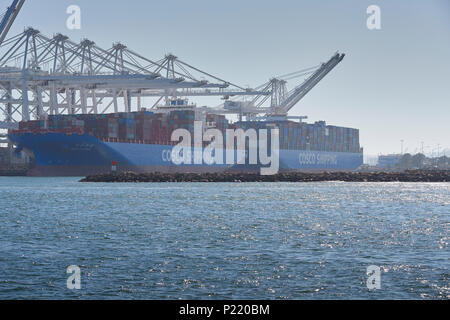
(0, 177), (448, 299)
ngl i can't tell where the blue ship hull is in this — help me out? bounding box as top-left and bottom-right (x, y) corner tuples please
(9, 132), (363, 176)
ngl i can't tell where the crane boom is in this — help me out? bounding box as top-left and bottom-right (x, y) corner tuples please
(275, 52), (344, 115)
(0, 0), (25, 45)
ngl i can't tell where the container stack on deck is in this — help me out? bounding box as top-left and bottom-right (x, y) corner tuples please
(18, 116), (84, 134)
(236, 120), (360, 153)
(15, 112), (360, 153)
(205, 113), (229, 131)
(0, 147), (6, 163)
(168, 110), (195, 141)
(134, 111), (155, 142)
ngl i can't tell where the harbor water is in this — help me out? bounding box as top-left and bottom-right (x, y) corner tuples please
(0, 177), (448, 299)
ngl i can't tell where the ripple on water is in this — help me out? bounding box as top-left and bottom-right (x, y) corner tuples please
(0, 178), (448, 299)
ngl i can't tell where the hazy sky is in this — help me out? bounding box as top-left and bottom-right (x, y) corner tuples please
(5, 0), (450, 156)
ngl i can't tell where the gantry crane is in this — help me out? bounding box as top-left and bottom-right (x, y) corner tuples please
(274, 52), (345, 116)
(0, 0), (344, 128)
(221, 52), (345, 121)
(0, 0), (25, 45)
(0, 0), (24, 148)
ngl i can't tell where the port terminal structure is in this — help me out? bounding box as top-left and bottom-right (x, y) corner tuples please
(0, 0), (344, 145)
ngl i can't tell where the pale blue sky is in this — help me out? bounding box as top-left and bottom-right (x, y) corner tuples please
(5, 0), (450, 156)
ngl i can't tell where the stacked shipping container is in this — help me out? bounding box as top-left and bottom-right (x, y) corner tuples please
(236, 120), (360, 153)
(19, 116), (84, 134)
(16, 112), (360, 153)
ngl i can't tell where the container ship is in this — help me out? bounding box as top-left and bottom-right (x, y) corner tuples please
(9, 106), (363, 176)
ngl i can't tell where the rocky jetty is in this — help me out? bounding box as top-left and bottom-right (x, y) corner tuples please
(80, 170), (450, 183)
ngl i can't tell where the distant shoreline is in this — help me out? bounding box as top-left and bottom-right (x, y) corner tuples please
(80, 170), (450, 183)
